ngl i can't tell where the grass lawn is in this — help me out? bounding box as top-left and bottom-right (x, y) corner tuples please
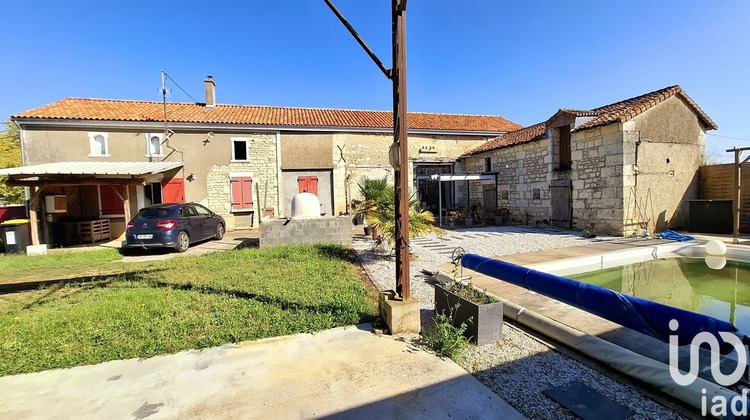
(0, 248), (125, 284)
(0, 244), (378, 376)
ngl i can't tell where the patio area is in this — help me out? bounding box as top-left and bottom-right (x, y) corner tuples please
(352, 226), (687, 419)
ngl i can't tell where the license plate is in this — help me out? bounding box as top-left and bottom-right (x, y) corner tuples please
(136, 234), (153, 240)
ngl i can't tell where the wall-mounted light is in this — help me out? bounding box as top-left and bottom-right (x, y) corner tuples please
(186, 173), (196, 182)
(203, 132), (214, 145)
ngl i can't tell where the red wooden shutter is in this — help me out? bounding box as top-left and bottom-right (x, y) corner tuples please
(231, 178), (242, 210)
(100, 185), (125, 215)
(241, 177), (254, 209)
(298, 176), (318, 195)
(309, 177), (318, 196)
(231, 177), (253, 210)
(161, 177), (185, 203)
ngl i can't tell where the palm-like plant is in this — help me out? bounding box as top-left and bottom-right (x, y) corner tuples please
(354, 177), (389, 221)
(365, 186), (444, 247)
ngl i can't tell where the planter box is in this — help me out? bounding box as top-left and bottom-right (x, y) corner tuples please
(434, 283), (503, 345)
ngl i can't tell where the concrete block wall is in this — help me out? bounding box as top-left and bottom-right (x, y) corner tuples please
(206, 133), (279, 231)
(259, 217), (353, 248)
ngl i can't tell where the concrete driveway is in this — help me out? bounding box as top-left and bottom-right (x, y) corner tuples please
(0, 325), (523, 419)
(121, 230), (258, 263)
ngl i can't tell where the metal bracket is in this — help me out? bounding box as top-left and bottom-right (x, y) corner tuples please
(451, 247), (471, 281)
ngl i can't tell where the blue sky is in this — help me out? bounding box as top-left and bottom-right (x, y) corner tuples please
(2, 1), (748, 161)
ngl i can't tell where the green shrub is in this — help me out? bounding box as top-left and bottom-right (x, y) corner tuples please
(425, 306), (470, 359)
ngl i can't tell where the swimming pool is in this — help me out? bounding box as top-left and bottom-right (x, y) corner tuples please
(532, 243), (750, 332)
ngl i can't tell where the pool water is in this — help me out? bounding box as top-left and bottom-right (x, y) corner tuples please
(568, 257), (750, 333)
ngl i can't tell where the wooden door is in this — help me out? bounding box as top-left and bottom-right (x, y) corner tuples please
(550, 180), (572, 228)
(162, 177), (185, 203)
(483, 185), (497, 211)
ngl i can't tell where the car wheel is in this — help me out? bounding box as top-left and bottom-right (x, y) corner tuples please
(215, 223), (225, 240)
(175, 231), (190, 253)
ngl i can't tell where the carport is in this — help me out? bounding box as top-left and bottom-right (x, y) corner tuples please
(0, 161), (184, 247)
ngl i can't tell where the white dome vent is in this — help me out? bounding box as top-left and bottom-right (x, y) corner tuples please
(290, 193), (321, 219)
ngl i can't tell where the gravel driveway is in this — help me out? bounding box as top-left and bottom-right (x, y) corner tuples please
(352, 226), (683, 420)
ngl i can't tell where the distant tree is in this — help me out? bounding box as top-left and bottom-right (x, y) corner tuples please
(703, 144), (726, 166)
(0, 119), (24, 204)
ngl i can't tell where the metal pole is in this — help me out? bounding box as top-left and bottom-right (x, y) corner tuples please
(438, 177), (442, 228)
(393, 0), (410, 300)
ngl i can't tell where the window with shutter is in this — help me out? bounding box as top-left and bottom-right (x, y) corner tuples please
(230, 176), (254, 211)
(297, 176), (319, 196)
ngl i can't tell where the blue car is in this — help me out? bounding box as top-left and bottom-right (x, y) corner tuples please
(125, 203), (225, 253)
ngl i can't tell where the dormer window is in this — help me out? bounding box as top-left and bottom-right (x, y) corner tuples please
(88, 132), (109, 157)
(146, 133), (164, 157)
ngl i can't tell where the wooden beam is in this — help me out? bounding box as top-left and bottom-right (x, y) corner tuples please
(123, 186), (131, 225)
(28, 186), (39, 246)
(728, 147), (749, 244)
(6, 179), (146, 187)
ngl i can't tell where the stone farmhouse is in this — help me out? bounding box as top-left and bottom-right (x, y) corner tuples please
(2, 78), (521, 246)
(456, 86), (717, 236)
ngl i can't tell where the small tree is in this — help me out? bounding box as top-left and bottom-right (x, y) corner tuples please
(365, 184), (444, 246)
(353, 176), (389, 222)
(0, 119), (24, 205)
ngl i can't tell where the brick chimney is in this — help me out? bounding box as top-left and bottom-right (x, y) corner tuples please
(204, 76), (216, 109)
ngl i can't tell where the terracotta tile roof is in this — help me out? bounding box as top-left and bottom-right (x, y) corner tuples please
(463, 85), (716, 156)
(12, 98), (523, 133)
(572, 85), (717, 132)
(464, 122), (547, 156)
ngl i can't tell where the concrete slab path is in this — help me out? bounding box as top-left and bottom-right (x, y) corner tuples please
(0, 325), (523, 419)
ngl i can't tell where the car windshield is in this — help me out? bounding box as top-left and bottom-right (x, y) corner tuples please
(134, 208), (172, 219)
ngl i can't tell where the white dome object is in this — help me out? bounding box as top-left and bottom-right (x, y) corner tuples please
(705, 240), (727, 256)
(290, 193), (321, 219)
(705, 255), (727, 270)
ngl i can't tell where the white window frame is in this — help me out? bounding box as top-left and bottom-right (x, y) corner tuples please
(88, 132), (110, 157)
(145, 133), (165, 157)
(231, 137), (249, 162)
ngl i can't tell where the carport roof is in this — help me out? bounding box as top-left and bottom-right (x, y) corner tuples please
(0, 161), (184, 177)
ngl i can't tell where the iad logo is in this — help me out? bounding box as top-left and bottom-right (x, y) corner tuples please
(668, 319), (746, 386)
(669, 319), (748, 416)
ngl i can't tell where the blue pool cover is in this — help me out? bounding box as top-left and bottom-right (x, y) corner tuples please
(461, 253), (740, 350)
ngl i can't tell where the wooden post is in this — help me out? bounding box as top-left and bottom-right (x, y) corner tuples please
(392, 0), (409, 301)
(727, 147), (750, 244)
(28, 186), (40, 246)
(734, 149), (741, 244)
(323, 0), (410, 300)
(123, 186), (131, 224)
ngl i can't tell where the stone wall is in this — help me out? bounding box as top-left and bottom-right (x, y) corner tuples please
(621, 96), (706, 234)
(206, 133), (278, 231)
(259, 216), (353, 248)
(331, 133), (487, 215)
(457, 96), (706, 237)
(567, 123), (625, 235)
(459, 138), (551, 224)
